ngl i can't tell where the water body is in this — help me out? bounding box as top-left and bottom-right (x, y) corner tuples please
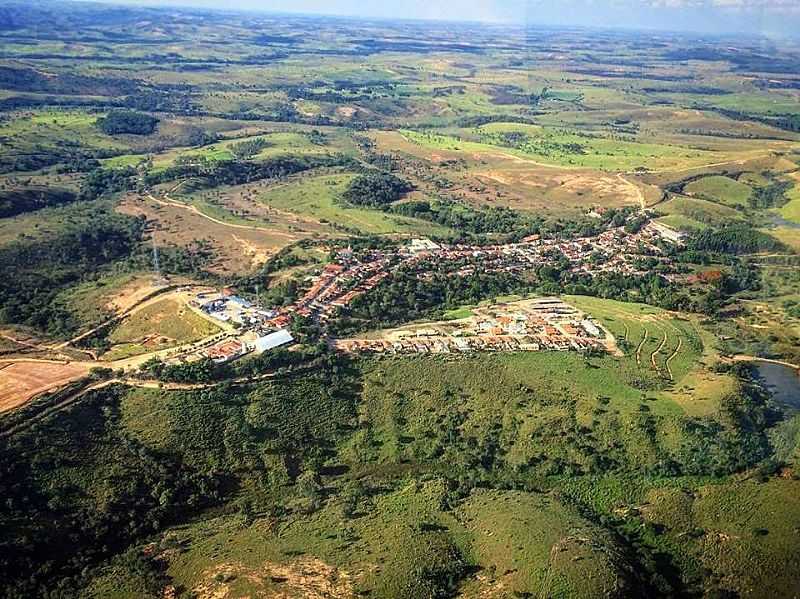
(754, 362), (800, 410)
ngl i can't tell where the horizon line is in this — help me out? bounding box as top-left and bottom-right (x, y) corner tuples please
(62, 0), (797, 40)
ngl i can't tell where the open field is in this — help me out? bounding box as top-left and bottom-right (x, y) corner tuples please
(780, 173), (800, 224)
(641, 479), (800, 598)
(117, 194), (306, 274)
(565, 296), (728, 415)
(0, 361), (89, 412)
(657, 195), (745, 231)
(401, 126), (785, 173)
(56, 273), (170, 333)
(258, 173), (452, 236)
(684, 175), (753, 209)
(103, 126), (360, 171)
(370, 130), (658, 214)
(155, 483), (632, 599)
(105, 297), (221, 360)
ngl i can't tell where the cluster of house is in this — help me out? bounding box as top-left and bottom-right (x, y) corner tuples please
(290, 256), (391, 322)
(261, 249), (396, 329)
(268, 218), (681, 332)
(333, 297), (614, 356)
(168, 218), (680, 364)
(186, 290), (295, 364)
(405, 221), (679, 284)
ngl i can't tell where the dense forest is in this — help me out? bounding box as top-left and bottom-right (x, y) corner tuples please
(0, 186), (76, 218)
(96, 111), (159, 136)
(0, 206), (145, 336)
(344, 171), (413, 207)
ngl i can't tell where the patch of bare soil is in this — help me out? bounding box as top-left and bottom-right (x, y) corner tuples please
(0, 361), (89, 412)
(193, 558), (354, 599)
(117, 195), (296, 275)
(106, 277), (168, 314)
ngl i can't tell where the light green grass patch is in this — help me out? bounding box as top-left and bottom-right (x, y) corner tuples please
(402, 126), (725, 172)
(684, 175), (752, 208)
(658, 195), (744, 230)
(780, 179), (800, 224)
(259, 173), (451, 236)
(105, 298), (219, 358)
(443, 307), (474, 320)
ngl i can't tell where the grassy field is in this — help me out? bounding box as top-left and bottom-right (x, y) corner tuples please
(641, 478), (800, 598)
(116, 379), (653, 598)
(443, 307), (475, 320)
(106, 335), (794, 598)
(565, 295), (729, 416)
(116, 193), (308, 275)
(693, 92), (800, 116)
(103, 127), (359, 170)
(105, 297), (219, 359)
(780, 175), (800, 224)
(0, 198), (118, 245)
(657, 195), (744, 231)
(258, 173), (451, 236)
(769, 226), (800, 252)
(133, 478), (634, 599)
(684, 175), (752, 208)
(401, 126), (747, 173)
(55, 272), (158, 332)
(0, 110), (120, 151)
(369, 130), (653, 215)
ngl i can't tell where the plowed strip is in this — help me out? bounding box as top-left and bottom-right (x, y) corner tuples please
(651, 331), (668, 370)
(0, 362), (90, 413)
(635, 328), (648, 366)
(665, 337), (683, 381)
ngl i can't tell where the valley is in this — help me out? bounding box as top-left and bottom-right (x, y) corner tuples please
(0, 2), (799, 598)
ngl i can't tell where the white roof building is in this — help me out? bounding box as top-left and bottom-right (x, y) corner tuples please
(253, 329), (295, 354)
(409, 238), (441, 254)
(581, 319), (602, 337)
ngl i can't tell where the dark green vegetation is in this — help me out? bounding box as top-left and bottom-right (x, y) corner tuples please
(2, 352), (799, 598)
(0, 204), (145, 336)
(690, 224), (786, 255)
(0, 186), (75, 217)
(96, 111), (159, 136)
(343, 172), (413, 207)
(0, 1), (800, 597)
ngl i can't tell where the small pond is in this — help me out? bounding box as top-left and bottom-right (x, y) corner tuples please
(754, 362), (800, 410)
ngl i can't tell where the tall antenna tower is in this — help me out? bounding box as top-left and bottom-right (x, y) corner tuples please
(152, 237), (161, 276)
(152, 236), (167, 285)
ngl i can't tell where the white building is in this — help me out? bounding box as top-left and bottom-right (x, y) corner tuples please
(253, 329), (295, 354)
(409, 238), (441, 254)
(581, 319), (602, 337)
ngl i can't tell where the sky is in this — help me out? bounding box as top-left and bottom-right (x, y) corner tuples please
(98, 0), (800, 37)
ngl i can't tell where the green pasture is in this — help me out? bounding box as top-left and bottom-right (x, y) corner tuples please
(258, 173), (451, 236)
(657, 195), (744, 230)
(401, 124), (726, 172)
(684, 175), (752, 208)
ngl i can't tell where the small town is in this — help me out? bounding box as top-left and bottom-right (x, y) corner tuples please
(174, 218), (677, 364)
(262, 217), (681, 329)
(333, 297), (617, 355)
